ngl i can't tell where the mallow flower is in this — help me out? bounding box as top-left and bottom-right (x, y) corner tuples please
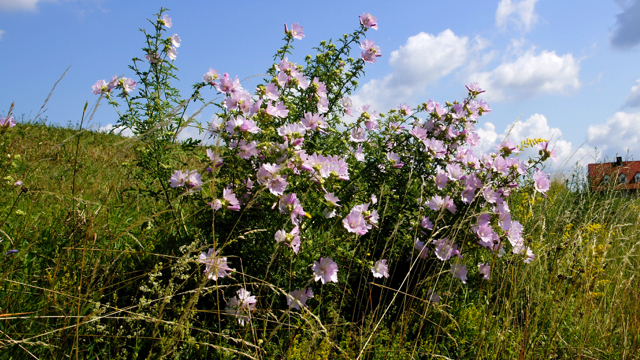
(451, 264), (468, 284)
(226, 288), (256, 326)
(286, 288), (314, 310)
(198, 249), (234, 281)
(312, 257), (339, 284)
(371, 259), (389, 278)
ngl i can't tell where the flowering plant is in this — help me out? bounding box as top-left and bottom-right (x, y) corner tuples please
(93, 8), (552, 341)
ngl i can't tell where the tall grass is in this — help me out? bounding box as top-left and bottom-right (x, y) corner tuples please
(0, 120), (638, 359)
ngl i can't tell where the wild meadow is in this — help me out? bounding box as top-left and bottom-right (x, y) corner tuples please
(0, 9), (638, 359)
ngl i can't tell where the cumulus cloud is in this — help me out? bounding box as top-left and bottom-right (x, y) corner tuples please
(98, 124), (134, 137)
(495, 0), (540, 32)
(623, 78), (640, 108)
(610, 0), (640, 49)
(0, 0), (41, 11)
(469, 50), (581, 102)
(353, 29), (481, 112)
(587, 111), (640, 158)
(476, 114), (591, 167)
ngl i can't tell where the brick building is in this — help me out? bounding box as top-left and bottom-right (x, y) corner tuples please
(588, 157), (640, 191)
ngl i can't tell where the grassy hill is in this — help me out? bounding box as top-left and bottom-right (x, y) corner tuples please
(1, 123), (639, 359)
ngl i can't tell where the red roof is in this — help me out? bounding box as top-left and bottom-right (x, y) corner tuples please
(588, 160), (640, 191)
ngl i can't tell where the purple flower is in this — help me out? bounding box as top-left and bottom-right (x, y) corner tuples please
(5, 249), (18, 256)
(478, 263), (491, 280)
(435, 171), (448, 190)
(265, 175), (288, 196)
(414, 239), (429, 259)
(350, 127), (366, 143)
(421, 217), (433, 230)
(427, 289), (441, 303)
(185, 171), (202, 190)
(226, 288), (256, 326)
(312, 257), (339, 284)
(359, 13), (378, 30)
(371, 259), (389, 278)
(13, 180), (22, 186)
(198, 249), (234, 281)
(451, 264), (468, 284)
(287, 288), (314, 310)
(324, 192), (341, 207)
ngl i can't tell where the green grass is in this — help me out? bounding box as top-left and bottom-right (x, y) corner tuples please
(0, 122), (638, 359)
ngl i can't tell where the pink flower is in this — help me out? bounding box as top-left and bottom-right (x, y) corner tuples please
(533, 170), (550, 194)
(203, 68), (220, 85)
(266, 101), (289, 118)
(226, 288), (256, 326)
(167, 47), (178, 61)
(198, 249), (234, 281)
(145, 52), (161, 64)
(171, 34), (181, 48)
(0, 116), (15, 127)
(216, 73), (242, 94)
(433, 237), (461, 261)
(386, 152), (404, 168)
(279, 193), (306, 225)
(285, 23), (305, 40)
(350, 127), (366, 143)
(342, 206), (369, 235)
(206, 148), (224, 167)
(210, 187), (240, 211)
(275, 226), (301, 253)
(161, 14), (172, 28)
(421, 217), (433, 230)
(435, 171), (448, 190)
(397, 103), (413, 116)
(286, 288), (314, 310)
(451, 264), (468, 284)
(169, 170), (187, 188)
(13, 180), (22, 186)
(264, 83), (280, 100)
(371, 259), (389, 278)
(465, 82), (485, 94)
(359, 13), (378, 30)
(265, 175), (288, 196)
(354, 146), (365, 162)
(360, 39), (382, 64)
(536, 142), (558, 163)
(301, 113), (327, 133)
(185, 170), (202, 190)
(324, 192), (341, 207)
(478, 263), (491, 280)
(91, 80), (108, 95)
(341, 96), (354, 116)
(312, 257), (339, 284)
(120, 78), (137, 95)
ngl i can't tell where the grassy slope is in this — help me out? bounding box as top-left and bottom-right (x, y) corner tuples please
(0, 123), (639, 359)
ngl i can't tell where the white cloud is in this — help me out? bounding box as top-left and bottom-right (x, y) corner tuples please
(469, 50), (581, 102)
(611, 0), (640, 49)
(0, 0), (41, 11)
(623, 78), (640, 108)
(476, 114), (592, 168)
(353, 30), (480, 112)
(586, 111), (640, 158)
(0, 30), (4, 40)
(495, 0), (540, 32)
(97, 124), (134, 137)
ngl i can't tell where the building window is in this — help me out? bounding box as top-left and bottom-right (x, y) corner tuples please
(602, 175), (610, 184)
(618, 173), (628, 184)
(634, 172), (640, 183)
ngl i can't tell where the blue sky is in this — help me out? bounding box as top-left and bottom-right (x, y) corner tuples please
(1, 0), (640, 169)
